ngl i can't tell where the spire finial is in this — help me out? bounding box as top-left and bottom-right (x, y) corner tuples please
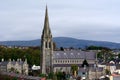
(46, 4), (47, 9)
(42, 5), (52, 38)
(45, 4), (48, 17)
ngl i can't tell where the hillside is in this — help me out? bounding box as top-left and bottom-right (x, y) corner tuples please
(0, 37), (120, 49)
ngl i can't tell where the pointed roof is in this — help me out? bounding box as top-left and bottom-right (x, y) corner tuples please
(42, 5), (52, 38)
(81, 59), (89, 67)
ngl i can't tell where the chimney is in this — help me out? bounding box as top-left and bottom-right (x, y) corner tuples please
(24, 58), (27, 63)
(17, 59), (19, 62)
(20, 58), (22, 62)
(9, 59), (11, 62)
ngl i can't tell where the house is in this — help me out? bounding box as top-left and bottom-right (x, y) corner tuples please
(0, 58), (28, 75)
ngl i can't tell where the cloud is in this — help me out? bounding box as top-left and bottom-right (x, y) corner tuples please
(0, 0), (120, 43)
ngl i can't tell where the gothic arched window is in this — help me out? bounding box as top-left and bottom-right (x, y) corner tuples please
(45, 42), (47, 48)
(49, 42), (51, 48)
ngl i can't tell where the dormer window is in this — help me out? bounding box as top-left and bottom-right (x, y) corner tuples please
(57, 53), (59, 55)
(64, 53), (66, 55)
(71, 53), (73, 55)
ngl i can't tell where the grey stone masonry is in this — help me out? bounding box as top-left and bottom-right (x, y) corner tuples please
(40, 6), (53, 74)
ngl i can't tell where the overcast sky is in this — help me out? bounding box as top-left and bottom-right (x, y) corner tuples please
(0, 0), (120, 43)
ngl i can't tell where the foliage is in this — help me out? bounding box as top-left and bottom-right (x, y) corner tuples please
(10, 67), (15, 72)
(56, 71), (63, 80)
(47, 72), (54, 79)
(39, 73), (46, 77)
(97, 49), (114, 62)
(0, 46), (40, 66)
(60, 47), (64, 51)
(105, 69), (111, 75)
(12, 77), (18, 80)
(0, 74), (13, 80)
(71, 64), (78, 74)
(118, 53), (120, 58)
(86, 46), (111, 50)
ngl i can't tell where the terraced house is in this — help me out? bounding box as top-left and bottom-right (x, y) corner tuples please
(0, 58), (28, 75)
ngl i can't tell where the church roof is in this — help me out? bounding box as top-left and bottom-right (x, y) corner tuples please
(53, 50), (96, 60)
(53, 64), (94, 67)
(0, 61), (24, 66)
(0, 61), (8, 66)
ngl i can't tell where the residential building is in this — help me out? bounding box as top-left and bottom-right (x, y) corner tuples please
(0, 58), (28, 75)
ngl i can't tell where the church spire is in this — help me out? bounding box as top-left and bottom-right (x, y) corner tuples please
(42, 5), (52, 39)
(40, 6), (53, 74)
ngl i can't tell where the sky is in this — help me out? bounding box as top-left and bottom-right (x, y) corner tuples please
(0, 0), (120, 43)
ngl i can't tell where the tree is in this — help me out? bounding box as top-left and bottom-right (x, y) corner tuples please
(81, 59), (89, 67)
(56, 71), (63, 80)
(10, 67), (15, 72)
(71, 64), (78, 75)
(97, 49), (113, 62)
(105, 69), (111, 75)
(60, 47), (64, 51)
(86, 46), (111, 50)
(0, 47), (40, 66)
(118, 53), (120, 58)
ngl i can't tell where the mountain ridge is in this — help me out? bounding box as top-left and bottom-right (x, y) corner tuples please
(0, 37), (120, 49)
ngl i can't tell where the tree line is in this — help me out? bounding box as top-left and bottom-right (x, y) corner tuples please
(0, 46), (40, 67)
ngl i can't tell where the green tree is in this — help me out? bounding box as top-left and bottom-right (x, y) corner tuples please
(0, 46), (41, 66)
(97, 49), (113, 62)
(71, 64), (78, 75)
(10, 67), (15, 72)
(81, 59), (89, 67)
(56, 71), (63, 80)
(105, 69), (111, 75)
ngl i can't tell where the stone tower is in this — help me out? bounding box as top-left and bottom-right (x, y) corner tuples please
(40, 6), (53, 74)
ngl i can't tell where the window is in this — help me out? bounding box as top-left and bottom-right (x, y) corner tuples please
(72, 60), (74, 63)
(77, 60), (78, 63)
(68, 61), (69, 63)
(45, 42), (47, 48)
(82, 72), (85, 75)
(49, 42), (51, 48)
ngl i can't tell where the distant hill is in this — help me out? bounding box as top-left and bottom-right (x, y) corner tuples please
(0, 37), (120, 49)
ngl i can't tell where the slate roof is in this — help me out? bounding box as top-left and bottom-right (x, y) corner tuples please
(0, 61), (8, 66)
(78, 68), (89, 72)
(0, 61), (24, 66)
(53, 64), (94, 67)
(90, 67), (103, 72)
(53, 50), (96, 60)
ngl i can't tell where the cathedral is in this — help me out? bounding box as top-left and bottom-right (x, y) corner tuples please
(40, 6), (96, 74)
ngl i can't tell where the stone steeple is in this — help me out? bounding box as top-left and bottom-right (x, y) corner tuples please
(42, 6), (52, 39)
(40, 6), (53, 74)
